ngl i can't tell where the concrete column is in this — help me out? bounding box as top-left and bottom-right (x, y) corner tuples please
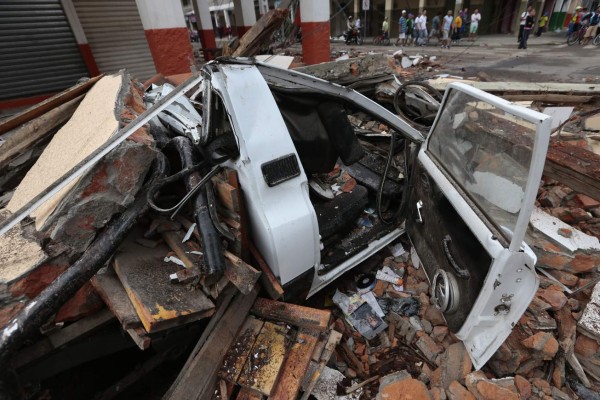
(385, 0), (393, 36)
(419, 0), (426, 11)
(224, 9), (231, 28)
(454, 0), (463, 17)
(233, 0), (257, 36)
(259, 0), (269, 15)
(300, 0), (330, 65)
(192, 0), (218, 60)
(136, 0), (194, 75)
(60, 0), (100, 77)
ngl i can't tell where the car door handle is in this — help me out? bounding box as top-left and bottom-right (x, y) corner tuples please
(443, 235), (471, 279)
(416, 200), (424, 224)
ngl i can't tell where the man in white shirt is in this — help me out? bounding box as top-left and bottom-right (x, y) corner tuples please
(518, 6), (532, 42)
(442, 10), (453, 48)
(469, 9), (481, 40)
(415, 10), (428, 46)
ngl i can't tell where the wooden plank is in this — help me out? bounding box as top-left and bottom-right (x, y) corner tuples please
(166, 287), (258, 400)
(232, 9), (290, 57)
(502, 94), (593, 104)
(251, 298), (330, 332)
(249, 243), (284, 300)
(219, 316), (265, 382)
(12, 309), (115, 369)
(427, 78), (600, 94)
(299, 330), (343, 400)
(92, 267), (142, 329)
(270, 329), (319, 400)
(0, 75), (103, 135)
(0, 96), (83, 172)
(237, 321), (288, 396)
(236, 387), (264, 400)
(162, 230), (203, 269)
(224, 250), (261, 295)
(339, 341), (367, 379)
(126, 327), (151, 350)
(212, 177), (240, 213)
(113, 233), (215, 333)
(228, 170), (250, 261)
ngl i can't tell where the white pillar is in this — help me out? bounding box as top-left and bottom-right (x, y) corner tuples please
(60, 0), (100, 76)
(233, 0), (257, 35)
(192, 0), (218, 60)
(301, 0), (331, 65)
(135, 0), (193, 74)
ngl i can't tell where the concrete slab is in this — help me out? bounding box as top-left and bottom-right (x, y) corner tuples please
(530, 207), (600, 253)
(542, 106), (574, 130)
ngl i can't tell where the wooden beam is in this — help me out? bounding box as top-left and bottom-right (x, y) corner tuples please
(501, 94), (594, 104)
(212, 177), (240, 213)
(237, 321), (288, 396)
(249, 243), (284, 300)
(0, 75), (103, 135)
(270, 329), (319, 400)
(0, 96), (83, 172)
(92, 267), (142, 330)
(251, 298), (331, 332)
(161, 230), (203, 270)
(113, 237), (214, 333)
(166, 287), (258, 400)
(227, 170), (250, 261)
(219, 316), (264, 382)
(427, 79), (600, 94)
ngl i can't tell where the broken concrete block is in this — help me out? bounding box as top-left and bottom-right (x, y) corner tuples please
(0, 209), (47, 284)
(7, 72), (155, 258)
(528, 208), (600, 274)
(585, 113), (600, 131)
(542, 106), (573, 130)
(578, 281), (600, 341)
(465, 372), (518, 400)
(416, 332), (443, 364)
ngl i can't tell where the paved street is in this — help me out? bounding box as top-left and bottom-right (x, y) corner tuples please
(284, 31), (600, 83)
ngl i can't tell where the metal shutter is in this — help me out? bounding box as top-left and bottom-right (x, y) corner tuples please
(73, 0), (156, 81)
(0, 0), (89, 101)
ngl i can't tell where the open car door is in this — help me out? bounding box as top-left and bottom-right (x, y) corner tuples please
(406, 82), (552, 369)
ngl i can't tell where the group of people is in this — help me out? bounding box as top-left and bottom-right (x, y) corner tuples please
(392, 8), (481, 49)
(567, 5), (600, 45)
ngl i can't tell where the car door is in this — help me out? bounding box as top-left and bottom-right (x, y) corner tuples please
(406, 82), (552, 369)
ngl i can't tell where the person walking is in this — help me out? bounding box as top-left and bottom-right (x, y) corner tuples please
(452, 13), (462, 44)
(536, 12), (548, 37)
(407, 13), (415, 45)
(519, 8), (535, 49)
(469, 9), (481, 40)
(518, 6), (532, 42)
(382, 17), (389, 40)
(415, 10), (428, 46)
(430, 12), (442, 43)
(460, 8), (469, 37)
(441, 10), (453, 48)
(398, 10), (407, 46)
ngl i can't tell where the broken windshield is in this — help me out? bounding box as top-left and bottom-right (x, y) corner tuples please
(427, 89), (536, 242)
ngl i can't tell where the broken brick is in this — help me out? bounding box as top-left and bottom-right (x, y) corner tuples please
(513, 375), (531, 400)
(521, 332), (559, 360)
(415, 332), (443, 363)
(476, 380), (518, 400)
(575, 334), (600, 358)
(446, 381), (475, 400)
(436, 342), (472, 389)
(569, 194), (600, 210)
(538, 288), (567, 311)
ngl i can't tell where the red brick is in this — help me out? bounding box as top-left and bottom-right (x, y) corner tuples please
(514, 375), (531, 400)
(570, 194), (600, 210)
(416, 334), (443, 363)
(432, 326), (449, 343)
(0, 301), (26, 330)
(530, 378), (552, 396)
(55, 282), (104, 323)
(379, 377), (432, 400)
(430, 387), (446, 400)
(9, 259), (69, 298)
(575, 334), (600, 358)
(476, 380), (518, 400)
(570, 253), (600, 273)
(437, 342), (472, 389)
(521, 332), (559, 360)
(538, 288), (567, 311)
(447, 381), (475, 400)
